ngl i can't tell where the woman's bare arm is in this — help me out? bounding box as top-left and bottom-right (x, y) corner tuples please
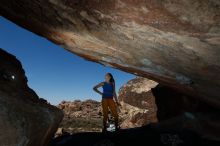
(93, 82), (104, 96)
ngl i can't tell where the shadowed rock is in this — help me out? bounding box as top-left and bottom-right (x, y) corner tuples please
(152, 85), (220, 141)
(0, 48), (63, 146)
(50, 125), (220, 146)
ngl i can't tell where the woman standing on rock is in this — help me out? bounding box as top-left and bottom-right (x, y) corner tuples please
(93, 73), (121, 132)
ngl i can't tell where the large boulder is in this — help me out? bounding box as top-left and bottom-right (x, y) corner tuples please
(0, 0), (220, 107)
(152, 85), (220, 141)
(118, 77), (158, 128)
(0, 48), (63, 146)
(118, 77), (220, 141)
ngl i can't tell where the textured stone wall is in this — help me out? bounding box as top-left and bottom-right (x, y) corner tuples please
(0, 0), (219, 107)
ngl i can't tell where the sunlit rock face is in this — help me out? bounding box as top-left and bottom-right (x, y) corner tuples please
(119, 77), (220, 141)
(0, 48), (63, 146)
(0, 0), (220, 107)
(118, 77), (158, 128)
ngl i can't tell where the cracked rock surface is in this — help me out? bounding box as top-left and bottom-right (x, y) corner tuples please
(0, 0), (220, 106)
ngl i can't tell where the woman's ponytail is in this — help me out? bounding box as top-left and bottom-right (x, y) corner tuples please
(107, 73), (115, 84)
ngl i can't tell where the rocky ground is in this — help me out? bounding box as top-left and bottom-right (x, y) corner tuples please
(1, 47), (219, 146)
(52, 77), (220, 146)
(56, 100), (103, 134)
(50, 125), (220, 146)
(1, 1), (220, 145)
(55, 77), (159, 136)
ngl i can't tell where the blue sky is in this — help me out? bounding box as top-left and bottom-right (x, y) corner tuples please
(0, 17), (135, 105)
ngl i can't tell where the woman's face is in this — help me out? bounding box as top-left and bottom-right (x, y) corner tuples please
(105, 74), (111, 82)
